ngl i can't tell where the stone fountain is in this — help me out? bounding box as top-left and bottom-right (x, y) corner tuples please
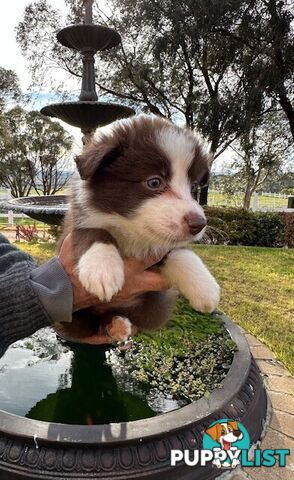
(2, 0), (134, 225)
(0, 2), (268, 479)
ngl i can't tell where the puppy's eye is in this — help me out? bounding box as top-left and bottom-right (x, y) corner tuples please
(146, 177), (163, 190)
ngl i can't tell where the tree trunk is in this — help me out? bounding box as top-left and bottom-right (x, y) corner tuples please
(278, 91), (294, 141)
(243, 182), (252, 210)
(199, 186), (209, 205)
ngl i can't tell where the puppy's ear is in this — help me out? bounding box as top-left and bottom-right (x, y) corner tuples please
(75, 135), (122, 180)
(205, 424), (221, 442)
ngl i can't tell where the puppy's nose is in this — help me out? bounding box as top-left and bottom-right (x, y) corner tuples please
(184, 212), (207, 235)
(234, 429), (241, 437)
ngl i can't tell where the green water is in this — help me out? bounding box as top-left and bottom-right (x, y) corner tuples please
(0, 329), (181, 425)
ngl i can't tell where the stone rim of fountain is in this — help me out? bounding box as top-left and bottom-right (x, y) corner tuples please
(0, 314), (257, 446)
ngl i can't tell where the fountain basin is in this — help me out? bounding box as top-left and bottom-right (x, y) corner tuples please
(0, 195), (68, 225)
(57, 24), (121, 51)
(41, 102), (135, 132)
(0, 314), (267, 479)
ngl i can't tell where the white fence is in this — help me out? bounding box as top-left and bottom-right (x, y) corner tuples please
(208, 190), (291, 211)
(0, 212), (29, 225)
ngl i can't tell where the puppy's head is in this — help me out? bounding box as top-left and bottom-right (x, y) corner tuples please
(76, 114), (212, 247)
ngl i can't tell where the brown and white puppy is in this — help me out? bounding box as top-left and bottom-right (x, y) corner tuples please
(58, 114), (220, 343)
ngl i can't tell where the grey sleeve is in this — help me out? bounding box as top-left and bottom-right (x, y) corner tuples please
(30, 257), (73, 324)
(0, 235), (51, 356)
(0, 235), (73, 357)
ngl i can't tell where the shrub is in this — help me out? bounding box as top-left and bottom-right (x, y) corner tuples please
(204, 207), (256, 245)
(252, 212), (284, 247)
(16, 224), (38, 243)
(281, 212), (294, 248)
(204, 207), (292, 247)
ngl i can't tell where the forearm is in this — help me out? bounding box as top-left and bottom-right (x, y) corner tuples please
(0, 235), (72, 356)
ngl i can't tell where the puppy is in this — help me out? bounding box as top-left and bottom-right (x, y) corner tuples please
(57, 114), (220, 343)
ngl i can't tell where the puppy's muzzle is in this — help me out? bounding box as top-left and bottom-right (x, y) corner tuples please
(184, 212), (207, 235)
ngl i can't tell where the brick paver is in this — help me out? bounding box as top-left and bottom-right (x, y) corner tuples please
(217, 333), (293, 479)
(240, 334), (293, 480)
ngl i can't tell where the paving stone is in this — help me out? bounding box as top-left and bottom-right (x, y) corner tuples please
(230, 473), (248, 480)
(243, 427), (294, 480)
(245, 464), (293, 480)
(256, 359), (291, 377)
(265, 375), (294, 395)
(249, 345), (275, 360)
(245, 334), (264, 347)
(270, 411), (294, 439)
(268, 392), (294, 415)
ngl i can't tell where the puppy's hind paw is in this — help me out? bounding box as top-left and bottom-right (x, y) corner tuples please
(106, 316), (133, 342)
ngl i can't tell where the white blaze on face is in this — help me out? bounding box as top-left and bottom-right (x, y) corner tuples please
(157, 127), (196, 200)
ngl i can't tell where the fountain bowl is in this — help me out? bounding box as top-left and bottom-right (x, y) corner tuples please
(0, 195), (68, 226)
(0, 314), (267, 480)
(41, 102), (135, 131)
(57, 24), (121, 52)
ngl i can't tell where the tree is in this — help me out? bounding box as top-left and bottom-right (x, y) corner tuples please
(0, 107), (34, 197)
(24, 111), (73, 195)
(16, 1), (293, 203)
(229, 112), (292, 209)
(0, 67), (21, 111)
(216, 0), (294, 141)
(0, 107), (73, 197)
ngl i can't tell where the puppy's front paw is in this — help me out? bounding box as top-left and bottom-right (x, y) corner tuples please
(188, 275), (220, 313)
(77, 242), (124, 302)
(162, 249), (220, 313)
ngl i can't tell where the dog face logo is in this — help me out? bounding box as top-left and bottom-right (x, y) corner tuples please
(203, 419), (249, 469)
(206, 420), (243, 451)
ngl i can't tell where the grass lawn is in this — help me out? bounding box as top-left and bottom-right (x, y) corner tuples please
(194, 245), (294, 374)
(17, 241), (294, 374)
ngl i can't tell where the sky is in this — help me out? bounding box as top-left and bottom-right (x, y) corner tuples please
(1, 0), (66, 90)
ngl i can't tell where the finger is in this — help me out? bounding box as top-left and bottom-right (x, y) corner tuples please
(136, 271), (169, 292)
(58, 234), (73, 264)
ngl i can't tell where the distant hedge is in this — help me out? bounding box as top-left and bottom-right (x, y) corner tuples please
(204, 207), (293, 248)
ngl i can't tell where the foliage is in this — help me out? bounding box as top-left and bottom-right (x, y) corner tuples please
(108, 298), (236, 402)
(16, 0), (294, 207)
(0, 107), (33, 197)
(16, 224), (38, 243)
(114, 329), (236, 402)
(0, 107), (73, 197)
(230, 111), (293, 209)
(204, 207), (289, 247)
(281, 212), (294, 248)
(16, 1), (270, 152)
(0, 67), (21, 111)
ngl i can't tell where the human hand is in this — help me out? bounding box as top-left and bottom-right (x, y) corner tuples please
(58, 234), (168, 311)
